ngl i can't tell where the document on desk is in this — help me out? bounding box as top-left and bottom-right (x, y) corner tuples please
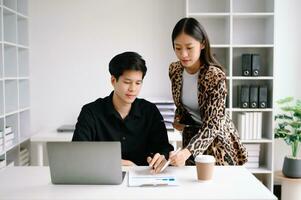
(128, 167), (179, 187)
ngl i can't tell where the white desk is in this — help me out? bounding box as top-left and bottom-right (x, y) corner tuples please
(0, 166), (276, 200)
(30, 130), (182, 166)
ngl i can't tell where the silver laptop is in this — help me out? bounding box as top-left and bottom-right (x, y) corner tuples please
(47, 141), (123, 185)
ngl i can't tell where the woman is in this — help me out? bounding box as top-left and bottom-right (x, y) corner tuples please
(168, 17), (248, 166)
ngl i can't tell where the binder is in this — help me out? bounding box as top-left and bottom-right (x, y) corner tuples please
(249, 85), (258, 108)
(239, 86), (249, 108)
(242, 54), (251, 76)
(259, 86), (268, 108)
(251, 54), (261, 76)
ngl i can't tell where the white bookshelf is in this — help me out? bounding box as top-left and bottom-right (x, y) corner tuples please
(0, 0), (31, 169)
(186, 0), (274, 190)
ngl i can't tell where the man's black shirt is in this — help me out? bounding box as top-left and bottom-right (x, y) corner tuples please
(72, 92), (174, 165)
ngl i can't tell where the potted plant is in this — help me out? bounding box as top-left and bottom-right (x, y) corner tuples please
(274, 97), (301, 178)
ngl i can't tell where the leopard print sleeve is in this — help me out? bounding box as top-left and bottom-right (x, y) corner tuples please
(186, 67), (227, 157)
(169, 62), (184, 122)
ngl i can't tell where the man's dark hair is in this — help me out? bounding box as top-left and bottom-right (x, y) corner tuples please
(109, 51), (147, 80)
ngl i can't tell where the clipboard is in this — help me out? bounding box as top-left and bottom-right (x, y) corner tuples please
(128, 167), (179, 187)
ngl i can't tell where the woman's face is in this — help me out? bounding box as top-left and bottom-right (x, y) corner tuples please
(173, 33), (204, 70)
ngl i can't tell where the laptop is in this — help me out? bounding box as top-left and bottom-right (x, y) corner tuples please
(47, 141), (124, 185)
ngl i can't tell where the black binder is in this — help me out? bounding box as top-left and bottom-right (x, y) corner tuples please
(239, 85), (249, 108)
(259, 86), (268, 108)
(249, 85), (258, 108)
(252, 54), (261, 76)
(242, 54), (251, 76)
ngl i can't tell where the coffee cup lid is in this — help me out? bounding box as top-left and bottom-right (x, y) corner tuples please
(195, 155), (215, 163)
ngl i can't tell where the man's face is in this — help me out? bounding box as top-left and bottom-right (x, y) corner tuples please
(111, 70), (143, 105)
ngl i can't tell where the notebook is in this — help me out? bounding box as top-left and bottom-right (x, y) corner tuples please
(47, 141), (124, 185)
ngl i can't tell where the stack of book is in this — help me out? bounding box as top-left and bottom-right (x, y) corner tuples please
(244, 144), (260, 169)
(151, 100), (175, 132)
(0, 130), (3, 152)
(237, 112), (262, 140)
(5, 126), (14, 149)
(19, 148), (30, 166)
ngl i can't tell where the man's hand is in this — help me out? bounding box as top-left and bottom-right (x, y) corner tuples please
(147, 153), (167, 174)
(169, 148), (191, 166)
(122, 159), (136, 166)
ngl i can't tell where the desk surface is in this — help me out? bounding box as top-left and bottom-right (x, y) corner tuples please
(0, 166), (276, 200)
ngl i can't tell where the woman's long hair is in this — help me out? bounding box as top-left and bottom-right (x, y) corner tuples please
(172, 17), (225, 72)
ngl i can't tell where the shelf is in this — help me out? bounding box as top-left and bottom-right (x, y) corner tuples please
(19, 79), (30, 109)
(232, 0), (274, 13)
(0, 81), (3, 116)
(17, 16), (28, 46)
(4, 80), (18, 113)
(232, 77), (273, 80)
(232, 108), (273, 112)
(1, 0), (30, 170)
(19, 110), (30, 139)
(193, 15), (230, 45)
(233, 47), (274, 76)
(242, 139), (273, 143)
(233, 16), (274, 45)
(212, 47), (230, 76)
(17, 0), (28, 16)
(3, 8), (17, 44)
(187, 0), (230, 13)
(3, 0), (17, 11)
(232, 80), (273, 108)
(4, 45), (17, 77)
(18, 48), (29, 77)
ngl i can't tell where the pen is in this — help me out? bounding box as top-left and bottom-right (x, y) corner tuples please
(160, 147), (182, 173)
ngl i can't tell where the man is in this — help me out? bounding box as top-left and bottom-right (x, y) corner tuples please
(72, 51), (173, 172)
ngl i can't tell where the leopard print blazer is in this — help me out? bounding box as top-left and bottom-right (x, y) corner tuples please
(169, 61), (248, 165)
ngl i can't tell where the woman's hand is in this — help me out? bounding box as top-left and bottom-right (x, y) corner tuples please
(169, 148), (191, 166)
(122, 159), (136, 166)
(147, 153), (167, 174)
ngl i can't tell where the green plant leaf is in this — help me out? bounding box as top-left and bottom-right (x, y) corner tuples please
(277, 97), (293, 104)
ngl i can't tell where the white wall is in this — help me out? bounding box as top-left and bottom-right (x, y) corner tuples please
(29, 0), (301, 171)
(274, 0), (301, 170)
(29, 0), (184, 132)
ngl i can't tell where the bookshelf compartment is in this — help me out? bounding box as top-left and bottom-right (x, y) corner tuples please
(193, 16), (230, 45)
(232, 111), (273, 140)
(233, 47), (273, 76)
(233, 16), (274, 45)
(19, 80), (29, 109)
(19, 110), (30, 140)
(188, 0), (230, 13)
(233, 0), (274, 13)
(232, 80), (273, 109)
(3, 9), (17, 44)
(6, 146), (19, 166)
(0, 44), (3, 78)
(3, 0), (17, 10)
(17, 0), (28, 15)
(212, 47), (230, 76)
(5, 80), (18, 113)
(4, 45), (17, 77)
(17, 16), (28, 46)
(19, 140), (30, 166)
(5, 113), (19, 148)
(18, 48), (29, 77)
(0, 81), (3, 116)
(0, 11), (2, 45)
(0, 118), (4, 154)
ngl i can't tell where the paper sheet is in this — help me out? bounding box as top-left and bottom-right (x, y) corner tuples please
(128, 167), (178, 187)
